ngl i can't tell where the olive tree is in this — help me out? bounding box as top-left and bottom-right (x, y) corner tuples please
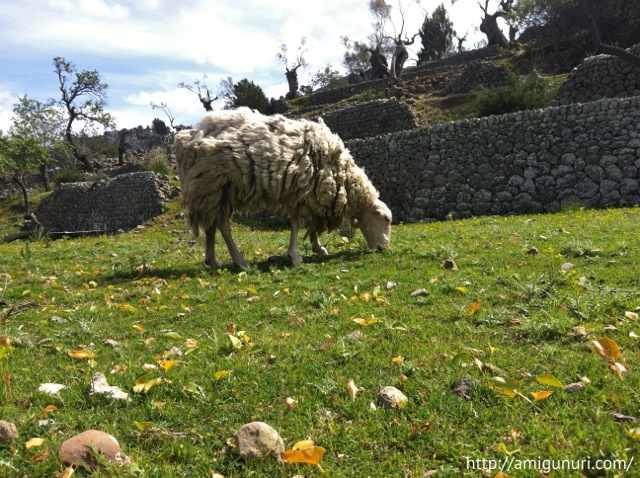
(0, 134), (49, 215)
(53, 57), (114, 171)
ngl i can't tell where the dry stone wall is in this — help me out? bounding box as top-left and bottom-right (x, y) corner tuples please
(305, 46), (510, 108)
(321, 100), (418, 140)
(553, 44), (640, 105)
(346, 96), (640, 223)
(35, 171), (173, 233)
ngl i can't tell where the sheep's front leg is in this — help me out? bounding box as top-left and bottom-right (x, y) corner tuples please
(204, 222), (221, 270)
(287, 216), (303, 266)
(310, 232), (329, 258)
(218, 215), (249, 269)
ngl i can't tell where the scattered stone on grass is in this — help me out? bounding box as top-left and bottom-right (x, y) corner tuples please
(612, 413), (636, 423)
(451, 377), (477, 400)
(443, 258), (458, 270)
(37, 383), (67, 396)
(376, 386), (408, 409)
(0, 420), (19, 444)
(59, 430), (130, 468)
(233, 422), (285, 462)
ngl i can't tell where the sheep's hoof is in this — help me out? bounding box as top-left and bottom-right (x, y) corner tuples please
(204, 258), (221, 270)
(234, 259), (250, 270)
(287, 254), (303, 266)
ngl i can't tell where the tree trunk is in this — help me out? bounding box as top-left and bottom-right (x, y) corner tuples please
(480, 14), (509, 47)
(65, 108), (93, 172)
(285, 67), (299, 99)
(14, 176), (30, 215)
(39, 164), (51, 191)
(368, 47), (389, 79)
(118, 128), (128, 166)
(583, 0), (640, 67)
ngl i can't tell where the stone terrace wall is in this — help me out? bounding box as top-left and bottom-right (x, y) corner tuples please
(36, 171), (173, 233)
(346, 97), (640, 223)
(321, 100), (418, 140)
(305, 46), (511, 108)
(553, 44), (640, 105)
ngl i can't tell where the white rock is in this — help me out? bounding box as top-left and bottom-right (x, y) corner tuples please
(37, 383), (67, 396)
(376, 386), (408, 409)
(89, 372), (130, 401)
(0, 420), (19, 444)
(233, 422), (284, 462)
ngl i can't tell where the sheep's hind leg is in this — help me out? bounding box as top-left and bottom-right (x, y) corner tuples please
(218, 215), (249, 269)
(287, 216), (303, 266)
(204, 223), (221, 270)
(310, 232), (329, 258)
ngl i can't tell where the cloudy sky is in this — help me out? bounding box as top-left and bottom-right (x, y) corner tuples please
(0, 0), (492, 133)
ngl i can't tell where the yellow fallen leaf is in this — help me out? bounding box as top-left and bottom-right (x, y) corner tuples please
(592, 338), (621, 360)
(134, 421), (155, 431)
(531, 390), (553, 401)
(494, 472), (514, 478)
(160, 360), (181, 371)
(133, 376), (164, 393)
(392, 355), (404, 364)
(610, 361), (629, 380)
(285, 397), (298, 410)
(67, 350), (95, 360)
(228, 334), (242, 349)
(346, 379), (360, 400)
(399, 374), (409, 382)
(359, 292), (371, 302)
(352, 316), (381, 326)
(40, 405), (57, 414)
(536, 374), (565, 389)
(60, 466), (75, 478)
(132, 324), (145, 333)
(25, 437), (45, 449)
(625, 311), (639, 321)
(185, 338), (198, 348)
(627, 428), (640, 439)
(214, 370), (231, 381)
(152, 401), (166, 408)
(469, 300), (482, 315)
(282, 444), (326, 465)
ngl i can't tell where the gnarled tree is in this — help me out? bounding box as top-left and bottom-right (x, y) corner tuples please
(179, 75), (218, 111)
(277, 37), (309, 100)
(478, 0), (513, 47)
(53, 57), (114, 172)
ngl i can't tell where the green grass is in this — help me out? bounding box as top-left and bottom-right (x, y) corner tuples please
(1, 198), (640, 477)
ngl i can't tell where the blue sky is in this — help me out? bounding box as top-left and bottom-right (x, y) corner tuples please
(0, 0), (489, 132)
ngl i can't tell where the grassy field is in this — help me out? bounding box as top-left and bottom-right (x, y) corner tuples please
(1, 194), (639, 477)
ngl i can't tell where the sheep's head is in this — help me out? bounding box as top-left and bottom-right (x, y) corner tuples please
(354, 199), (392, 251)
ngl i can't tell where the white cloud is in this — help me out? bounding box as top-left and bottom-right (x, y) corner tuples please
(0, 0), (496, 132)
(0, 87), (17, 133)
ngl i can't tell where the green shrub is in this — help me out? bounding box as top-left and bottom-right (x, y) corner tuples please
(54, 166), (83, 184)
(143, 147), (172, 175)
(475, 70), (561, 117)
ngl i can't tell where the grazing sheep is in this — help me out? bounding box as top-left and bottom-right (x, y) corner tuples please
(175, 107), (391, 269)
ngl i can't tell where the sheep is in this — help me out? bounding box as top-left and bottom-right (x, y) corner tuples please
(174, 107), (392, 269)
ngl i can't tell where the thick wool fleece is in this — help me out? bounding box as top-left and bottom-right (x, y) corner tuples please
(175, 108), (380, 238)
